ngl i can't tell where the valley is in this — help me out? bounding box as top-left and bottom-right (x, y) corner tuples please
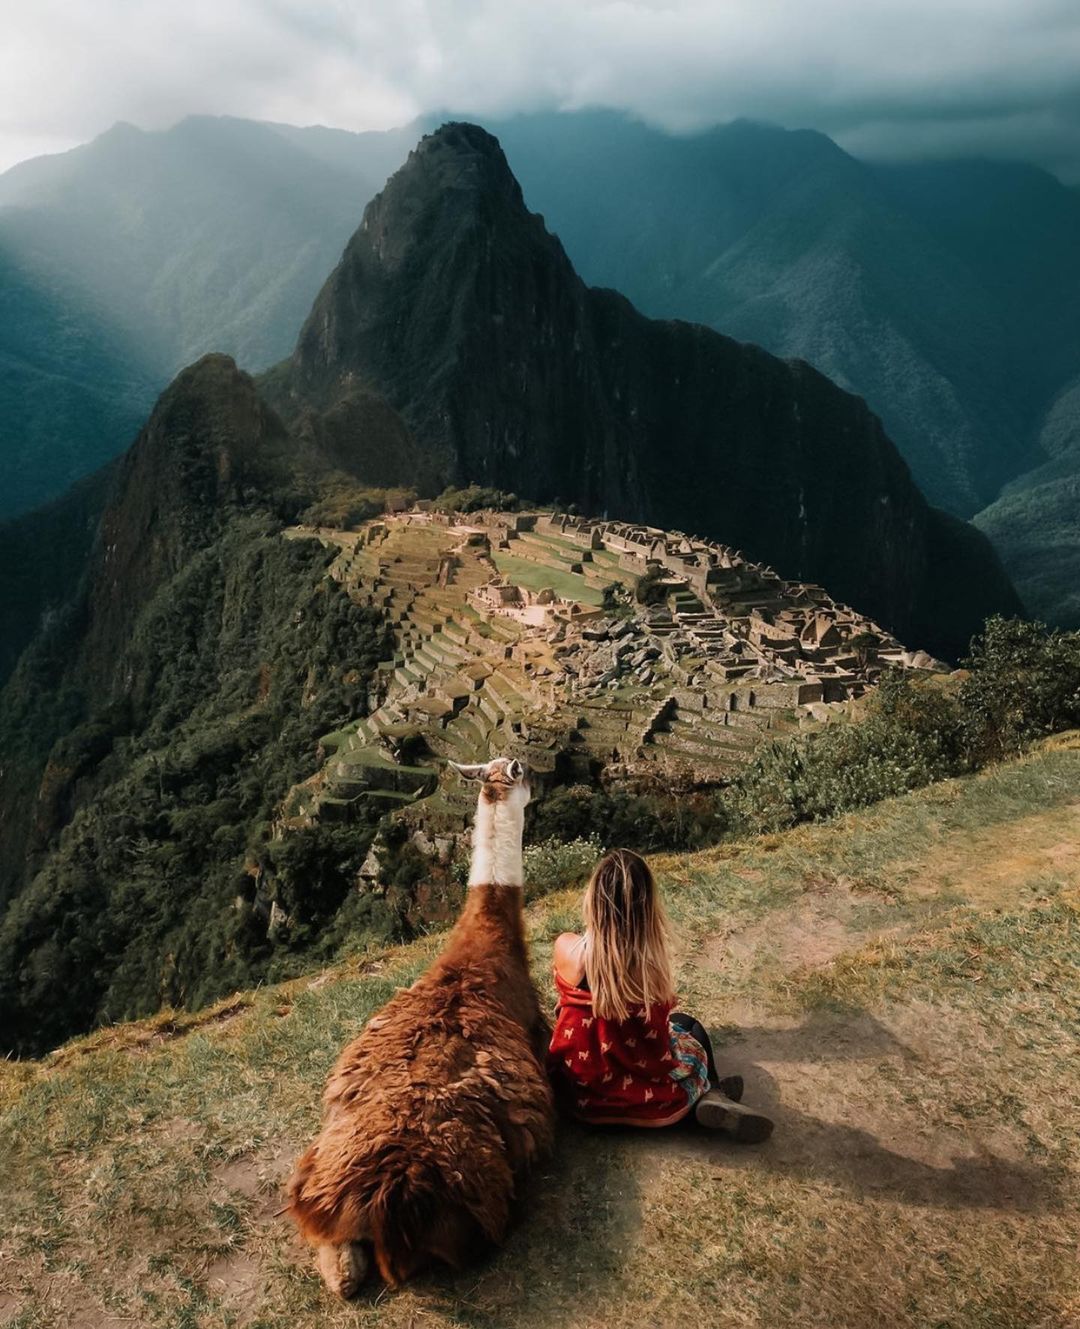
(3, 16), (1079, 1326)
(0, 124), (1029, 1054)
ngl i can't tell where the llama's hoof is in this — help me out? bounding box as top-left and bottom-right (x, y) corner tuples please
(316, 1241), (369, 1299)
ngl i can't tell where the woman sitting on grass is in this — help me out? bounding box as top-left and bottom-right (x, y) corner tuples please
(548, 848), (773, 1139)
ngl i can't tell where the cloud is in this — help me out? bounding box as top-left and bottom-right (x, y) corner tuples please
(2, 0), (1079, 177)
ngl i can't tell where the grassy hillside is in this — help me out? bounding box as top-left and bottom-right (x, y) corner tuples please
(3, 741), (1078, 1327)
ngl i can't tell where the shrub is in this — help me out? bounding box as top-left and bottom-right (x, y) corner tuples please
(529, 784), (704, 852)
(959, 616), (1080, 763)
(731, 673), (967, 833)
(301, 479), (418, 528)
(523, 835), (603, 898)
(635, 565), (668, 605)
(432, 484), (518, 513)
(601, 581), (633, 616)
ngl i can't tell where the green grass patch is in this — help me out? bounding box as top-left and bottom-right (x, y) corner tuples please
(492, 552), (605, 606)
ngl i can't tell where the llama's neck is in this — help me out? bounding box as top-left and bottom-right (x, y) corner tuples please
(467, 792), (524, 888)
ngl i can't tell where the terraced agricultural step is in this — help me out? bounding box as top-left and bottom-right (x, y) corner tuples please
(442, 618), (472, 648)
(435, 677), (474, 708)
(431, 633), (473, 665)
(406, 606), (446, 634)
(650, 723), (758, 765)
(477, 613), (521, 644)
(393, 664), (426, 689)
(410, 644), (445, 674)
(485, 670), (531, 716)
(363, 789), (424, 811)
(436, 723), (488, 762)
(478, 691), (507, 725)
(721, 708), (774, 731)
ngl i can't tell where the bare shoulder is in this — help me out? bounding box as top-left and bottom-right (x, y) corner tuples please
(553, 932), (586, 984)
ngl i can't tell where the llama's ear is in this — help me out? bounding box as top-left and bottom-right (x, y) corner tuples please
(448, 760), (487, 781)
(507, 759), (525, 781)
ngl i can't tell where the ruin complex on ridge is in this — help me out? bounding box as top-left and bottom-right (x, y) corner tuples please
(283, 507), (942, 838)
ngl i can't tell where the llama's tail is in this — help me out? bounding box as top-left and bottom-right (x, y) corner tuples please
(366, 1158), (509, 1286)
(288, 1146), (512, 1287)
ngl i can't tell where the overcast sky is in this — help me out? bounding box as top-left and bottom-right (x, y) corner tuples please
(3, 0), (1080, 179)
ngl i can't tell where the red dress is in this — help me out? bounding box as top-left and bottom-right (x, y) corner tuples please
(547, 969), (710, 1127)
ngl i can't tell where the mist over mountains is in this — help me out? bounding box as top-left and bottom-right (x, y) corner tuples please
(0, 108), (1077, 622)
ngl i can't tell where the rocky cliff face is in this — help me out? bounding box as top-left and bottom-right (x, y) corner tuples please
(266, 122), (1020, 660)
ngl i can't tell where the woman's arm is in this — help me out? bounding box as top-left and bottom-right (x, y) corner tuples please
(553, 932), (586, 986)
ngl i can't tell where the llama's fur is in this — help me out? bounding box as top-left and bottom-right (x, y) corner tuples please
(287, 758), (554, 1292)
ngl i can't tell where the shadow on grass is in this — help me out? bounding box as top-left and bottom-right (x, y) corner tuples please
(644, 1011), (1066, 1215)
(325, 1122), (643, 1327)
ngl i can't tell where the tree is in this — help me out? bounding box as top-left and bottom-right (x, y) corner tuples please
(850, 630), (881, 669)
(635, 565), (668, 606)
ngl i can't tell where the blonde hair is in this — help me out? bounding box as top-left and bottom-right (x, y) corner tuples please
(583, 849), (676, 1022)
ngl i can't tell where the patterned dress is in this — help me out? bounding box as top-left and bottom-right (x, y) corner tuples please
(547, 968), (711, 1127)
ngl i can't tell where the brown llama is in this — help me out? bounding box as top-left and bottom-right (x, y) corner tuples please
(287, 756), (554, 1295)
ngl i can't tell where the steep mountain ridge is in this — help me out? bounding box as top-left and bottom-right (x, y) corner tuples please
(266, 122), (1018, 659)
(5, 110), (1079, 524)
(490, 112), (1080, 513)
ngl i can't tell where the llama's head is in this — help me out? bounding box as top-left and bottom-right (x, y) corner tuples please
(450, 757), (531, 812)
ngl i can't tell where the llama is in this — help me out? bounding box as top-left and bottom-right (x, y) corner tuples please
(287, 756), (554, 1295)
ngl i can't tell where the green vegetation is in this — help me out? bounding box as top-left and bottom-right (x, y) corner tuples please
(492, 552), (605, 606)
(2, 745), (1078, 1327)
(521, 834), (603, 897)
(976, 472), (1080, 628)
(634, 564), (668, 605)
(0, 519), (393, 1056)
(432, 484), (519, 512)
(531, 618), (1080, 856)
(530, 783), (731, 853)
(301, 478), (416, 529)
(731, 616), (1080, 834)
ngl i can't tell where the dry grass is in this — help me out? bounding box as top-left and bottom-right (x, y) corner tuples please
(3, 747), (1080, 1327)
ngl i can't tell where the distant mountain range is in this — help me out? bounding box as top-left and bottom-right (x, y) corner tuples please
(1, 109), (1076, 621)
(0, 116), (408, 515)
(0, 124), (1019, 1050)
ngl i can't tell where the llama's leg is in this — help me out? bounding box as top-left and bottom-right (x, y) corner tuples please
(314, 1241), (369, 1299)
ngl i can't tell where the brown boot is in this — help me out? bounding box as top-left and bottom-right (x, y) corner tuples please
(694, 1090), (774, 1142)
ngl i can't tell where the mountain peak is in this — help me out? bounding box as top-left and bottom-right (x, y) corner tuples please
(282, 117), (549, 418)
(378, 119), (525, 216)
(418, 120), (505, 159)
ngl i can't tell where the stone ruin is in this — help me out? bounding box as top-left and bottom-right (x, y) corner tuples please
(279, 504), (947, 838)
